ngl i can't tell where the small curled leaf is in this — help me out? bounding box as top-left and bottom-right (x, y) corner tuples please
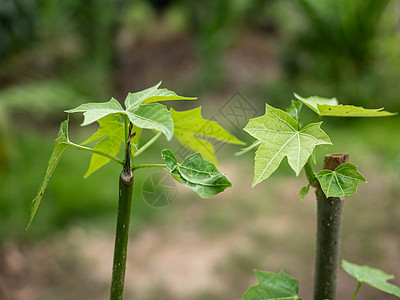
(161, 149), (231, 198)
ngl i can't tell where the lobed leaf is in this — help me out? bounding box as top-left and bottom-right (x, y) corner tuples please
(81, 114), (125, 177)
(316, 163), (366, 197)
(342, 260), (400, 297)
(65, 98), (124, 126)
(244, 104), (331, 186)
(66, 83), (196, 142)
(124, 81), (196, 110)
(161, 149), (231, 198)
(27, 119), (70, 229)
(126, 103), (174, 140)
(243, 270), (302, 300)
(171, 107), (244, 164)
(294, 93), (396, 117)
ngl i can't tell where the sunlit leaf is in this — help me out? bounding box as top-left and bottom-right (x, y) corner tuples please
(171, 107), (244, 163)
(243, 270), (302, 300)
(65, 98), (124, 126)
(124, 81), (196, 110)
(161, 149), (231, 198)
(27, 119), (70, 229)
(66, 83), (196, 141)
(244, 104), (331, 186)
(126, 103), (174, 140)
(294, 93), (396, 117)
(316, 163), (366, 197)
(342, 260), (400, 297)
(82, 114), (125, 177)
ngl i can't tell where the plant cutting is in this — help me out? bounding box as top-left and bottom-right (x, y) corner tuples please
(239, 94), (399, 299)
(27, 82), (244, 299)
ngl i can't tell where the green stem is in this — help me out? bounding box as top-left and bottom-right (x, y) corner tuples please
(132, 163), (166, 170)
(124, 115), (130, 145)
(304, 158), (316, 187)
(110, 125), (134, 300)
(110, 168), (133, 299)
(68, 142), (123, 165)
(313, 153), (349, 300)
(351, 282), (362, 300)
(133, 131), (162, 158)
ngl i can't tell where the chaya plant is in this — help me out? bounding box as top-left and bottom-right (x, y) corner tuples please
(238, 94), (399, 300)
(27, 82), (244, 299)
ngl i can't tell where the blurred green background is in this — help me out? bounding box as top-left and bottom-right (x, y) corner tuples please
(0, 0), (399, 299)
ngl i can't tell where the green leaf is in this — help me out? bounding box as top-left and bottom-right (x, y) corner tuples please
(298, 184), (310, 201)
(126, 103), (174, 141)
(286, 100), (303, 121)
(171, 107), (244, 164)
(294, 93), (396, 117)
(124, 81), (196, 110)
(342, 260), (400, 298)
(27, 119), (70, 229)
(161, 149), (232, 198)
(243, 270), (302, 300)
(66, 83), (196, 141)
(244, 104), (331, 186)
(81, 114), (125, 177)
(65, 98), (124, 126)
(316, 163), (366, 197)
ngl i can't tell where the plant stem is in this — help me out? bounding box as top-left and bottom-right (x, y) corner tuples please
(351, 282), (362, 300)
(304, 158), (316, 187)
(133, 131), (162, 158)
(110, 126), (134, 300)
(132, 163), (166, 170)
(313, 153), (349, 300)
(68, 142), (123, 165)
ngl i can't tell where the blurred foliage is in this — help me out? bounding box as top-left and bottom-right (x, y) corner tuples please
(274, 0), (400, 110)
(0, 0), (37, 60)
(280, 0), (390, 79)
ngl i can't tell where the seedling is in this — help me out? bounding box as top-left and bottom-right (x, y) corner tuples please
(239, 94), (399, 299)
(28, 82), (243, 299)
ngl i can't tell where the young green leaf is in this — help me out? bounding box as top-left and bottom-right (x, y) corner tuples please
(342, 260), (400, 298)
(124, 81), (196, 110)
(65, 97), (124, 126)
(161, 149), (232, 198)
(294, 93), (396, 117)
(316, 163), (366, 197)
(286, 100), (303, 121)
(243, 270), (302, 300)
(126, 103), (174, 140)
(66, 83), (196, 141)
(81, 114), (125, 178)
(298, 184), (310, 201)
(171, 107), (244, 164)
(244, 104), (331, 186)
(27, 119), (70, 229)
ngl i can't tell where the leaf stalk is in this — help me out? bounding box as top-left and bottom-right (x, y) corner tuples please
(68, 142), (123, 165)
(133, 131), (162, 158)
(304, 158), (317, 187)
(351, 282), (362, 300)
(132, 163), (166, 170)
